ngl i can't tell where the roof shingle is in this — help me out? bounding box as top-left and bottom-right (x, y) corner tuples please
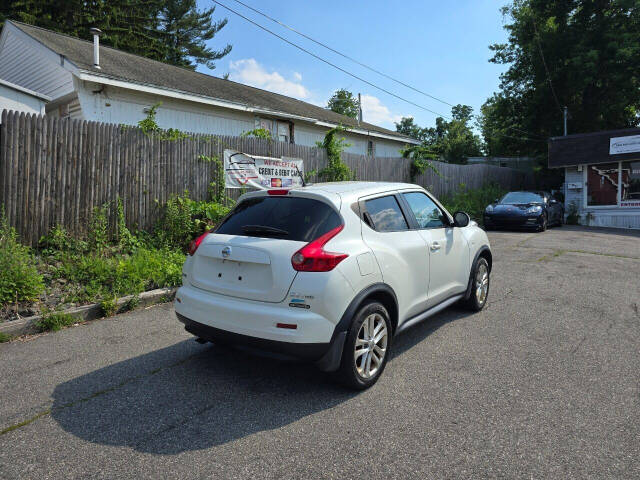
(10, 21), (414, 141)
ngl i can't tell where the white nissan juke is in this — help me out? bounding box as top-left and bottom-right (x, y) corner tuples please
(175, 182), (491, 389)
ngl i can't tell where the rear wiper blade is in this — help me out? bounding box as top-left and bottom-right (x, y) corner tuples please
(241, 225), (289, 236)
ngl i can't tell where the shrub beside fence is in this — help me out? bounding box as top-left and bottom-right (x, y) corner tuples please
(0, 110), (533, 246)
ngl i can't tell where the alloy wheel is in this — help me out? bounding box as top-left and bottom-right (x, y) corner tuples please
(354, 313), (388, 379)
(475, 262), (489, 305)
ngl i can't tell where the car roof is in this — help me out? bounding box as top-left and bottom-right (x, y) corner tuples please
(238, 181), (424, 208)
(294, 181), (421, 202)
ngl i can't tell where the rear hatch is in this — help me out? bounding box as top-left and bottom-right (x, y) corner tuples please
(188, 194), (342, 303)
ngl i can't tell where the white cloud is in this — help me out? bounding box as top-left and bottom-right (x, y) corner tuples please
(228, 59), (310, 100)
(360, 94), (403, 127)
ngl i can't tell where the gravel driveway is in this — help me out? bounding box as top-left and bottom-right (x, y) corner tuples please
(0, 225), (638, 479)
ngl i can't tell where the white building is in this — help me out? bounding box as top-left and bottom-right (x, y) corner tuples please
(0, 78), (49, 119)
(549, 128), (640, 229)
(0, 21), (417, 156)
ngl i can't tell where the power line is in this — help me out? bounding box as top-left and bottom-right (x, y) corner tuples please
(229, 0), (547, 142)
(532, 17), (563, 114)
(211, 0), (451, 119)
(229, 0), (456, 108)
(214, 0), (545, 144)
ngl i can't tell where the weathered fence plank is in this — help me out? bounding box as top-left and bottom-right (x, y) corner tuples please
(0, 111), (532, 245)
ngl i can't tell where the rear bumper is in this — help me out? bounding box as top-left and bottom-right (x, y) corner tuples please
(174, 284), (347, 370)
(177, 313), (332, 360)
(175, 284), (336, 343)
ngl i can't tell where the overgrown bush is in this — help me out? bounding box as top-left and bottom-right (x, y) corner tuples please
(154, 193), (198, 249)
(35, 311), (75, 332)
(88, 204), (109, 253)
(440, 183), (507, 225)
(401, 144), (440, 182)
(50, 247), (184, 304)
(241, 128), (272, 140)
(0, 212), (44, 305)
(317, 126), (353, 182)
(154, 192), (231, 250)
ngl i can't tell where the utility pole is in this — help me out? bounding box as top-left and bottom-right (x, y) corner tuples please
(563, 106), (568, 136)
(358, 93), (363, 124)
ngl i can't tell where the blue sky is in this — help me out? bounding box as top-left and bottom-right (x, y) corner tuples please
(196, 0), (509, 130)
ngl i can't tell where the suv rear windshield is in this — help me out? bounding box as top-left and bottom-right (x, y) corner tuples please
(215, 196), (342, 242)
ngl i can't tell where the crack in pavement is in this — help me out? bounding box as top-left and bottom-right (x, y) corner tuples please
(0, 350), (204, 436)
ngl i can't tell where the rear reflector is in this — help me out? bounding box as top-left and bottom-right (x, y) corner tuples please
(267, 189), (289, 195)
(276, 323), (297, 329)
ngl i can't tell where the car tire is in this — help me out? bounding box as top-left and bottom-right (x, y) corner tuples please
(335, 301), (392, 390)
(462, 257), (490, 312)
(538, 213), (547, 232)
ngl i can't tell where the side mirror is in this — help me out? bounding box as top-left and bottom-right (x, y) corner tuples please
(494, 199), (499, 204)
(453, 211), (470, 228)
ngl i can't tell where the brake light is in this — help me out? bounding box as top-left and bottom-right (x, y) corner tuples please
(291, 225), (347, 272)
(268, 189), (289, 195)
(188, 231), (209, 256)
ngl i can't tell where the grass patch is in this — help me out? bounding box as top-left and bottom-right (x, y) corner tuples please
(0, 331), (12, 343)
(48, 247), (184, 305)
(100, 297), (118, 317)
(35, 311), (76, 332)
(125, 295), (140, 312)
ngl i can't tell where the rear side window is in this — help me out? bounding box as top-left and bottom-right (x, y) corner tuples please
(215, 196), (341, 242)
(364, 195), (409, 232)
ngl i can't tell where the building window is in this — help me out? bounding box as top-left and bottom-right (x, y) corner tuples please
(367, 140), (375, 157)
(257, 117), (273, 136)
(277, 121), (291, 143)
(621, 161), (640, 206)
(586, 163), (618, 206)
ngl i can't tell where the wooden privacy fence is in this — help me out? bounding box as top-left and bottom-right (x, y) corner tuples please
(0, 110), (532, 246)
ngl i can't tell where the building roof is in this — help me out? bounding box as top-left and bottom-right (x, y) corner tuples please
(9, 21), (416, 143)
(548, 128), (640, 168)
(0, 77), (51, 101)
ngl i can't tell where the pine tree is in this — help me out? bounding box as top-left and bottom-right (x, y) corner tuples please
(0, 0), (232, 70)
(158, 0), (232, 70)
(327, 89), (360, 119)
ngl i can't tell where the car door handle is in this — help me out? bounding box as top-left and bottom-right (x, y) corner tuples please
(430, 242), (441, 252)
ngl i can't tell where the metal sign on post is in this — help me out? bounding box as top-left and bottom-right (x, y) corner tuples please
(223, 149), (304, 189)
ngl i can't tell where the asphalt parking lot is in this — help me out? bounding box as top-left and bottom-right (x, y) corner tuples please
(1, 226), (639, 479)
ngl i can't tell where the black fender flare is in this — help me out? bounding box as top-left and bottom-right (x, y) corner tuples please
(464, 246), (492, 300)
(315, 283), (398, 372)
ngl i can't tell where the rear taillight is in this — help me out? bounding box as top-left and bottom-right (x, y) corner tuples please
(268, 189), (289, 195)
(291, 225), (347, 272)
(188, 231), (209, 256)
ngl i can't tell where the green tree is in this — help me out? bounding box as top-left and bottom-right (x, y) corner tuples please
(395, 117), (425, 141)
(479, 0), (640, 156)
(158, 0), (231, 70)
(1, 1), (167, 60)
(404, 105), (483, 164)
(0, 0), (231, 69)
(327, 89), (360, 119)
